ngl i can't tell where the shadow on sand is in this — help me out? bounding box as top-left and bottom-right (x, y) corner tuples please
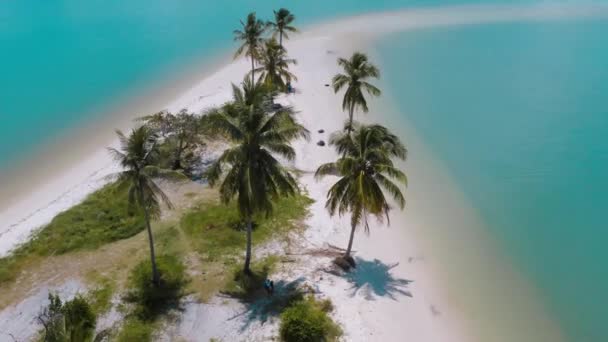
(227, 277), (307, 331)
(343, 258), (413, 300)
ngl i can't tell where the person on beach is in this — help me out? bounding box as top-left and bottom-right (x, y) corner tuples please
(270, 280), (275, 295)
(264, 279), (272, 295)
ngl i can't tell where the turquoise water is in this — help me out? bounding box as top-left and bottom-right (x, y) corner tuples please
(376, 19), (608, 342)
(0, 0), (513, 169)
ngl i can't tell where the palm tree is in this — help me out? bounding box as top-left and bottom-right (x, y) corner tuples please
(269, 8), (298, 48)
(108, 126), (173, 285)
(234, 12), (268, 84)
(205, 83), (309, 274)
(315, 123), (407, 263)
(332, 52), (381, 134)
(251, 38), (297, 93)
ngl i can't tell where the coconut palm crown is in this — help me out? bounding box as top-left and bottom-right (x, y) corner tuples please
(251, 38), (297, 93)
(332, 52), (381, 133)
(269, 8), (297, 48)
(108, 126), (173, 285)
(234, 12), (268, 84)
(205, 81), (309, 273)
(315, 123), (407, 258)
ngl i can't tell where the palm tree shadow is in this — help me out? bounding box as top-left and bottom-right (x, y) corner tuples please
(343, 258), (413, 300)
(227, 277), (307, 332)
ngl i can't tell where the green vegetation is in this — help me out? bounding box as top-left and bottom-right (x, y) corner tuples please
(109, 126), (175, 286)
(123, 254), (187, 320)
(0, 182), (144, 284)
(205, 79), (309, 273)
(279, 296), (342, 342)
(116, 318), (154, 342)
(181, 194), (312, 261)
(86, 276), (115, 316)
(269, 8), (298, 48)
(234, 12), (268, 83)
(332, 52), (381, 133)
(252, 38), (297, 93)
(37, 294), (98, 342)
(222, 255), (280, 299)
(316, 124), (407, 264)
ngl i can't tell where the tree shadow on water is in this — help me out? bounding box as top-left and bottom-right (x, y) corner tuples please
(227, 277), (307, 331)
(344, 258), (413, 300)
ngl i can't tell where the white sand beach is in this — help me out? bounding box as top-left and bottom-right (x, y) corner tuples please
(3, 4), (607, 341)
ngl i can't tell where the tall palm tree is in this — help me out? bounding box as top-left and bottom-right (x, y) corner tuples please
(269, 8), (298, 48)
(205, 83), (309, 274)
(234, 12), (268, 84)
(332, 52), (381, 134)
(251, 38), (297, 93)
(108, 126), (173, 285)
(315, 123), (407, 261)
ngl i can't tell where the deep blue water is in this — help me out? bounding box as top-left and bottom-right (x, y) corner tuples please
(376, 19), (608, 342)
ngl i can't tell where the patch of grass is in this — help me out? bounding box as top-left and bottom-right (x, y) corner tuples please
(0, 182), (145, 284)
(279, 296), (342, 342)
(123, 254), (188, 320)
(86, 276), (115, 316)
(222, 255), (280, 300)
(116, 318), (154, 342)
(180, 193), (313, 261)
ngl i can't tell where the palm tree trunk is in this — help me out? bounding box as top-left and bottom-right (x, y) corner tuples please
(345, 221), (357, 257)
(140, 187), (160, 286)
(347, 106), (354, 134)
(244, 218), (253, 274)
(279, 30), (283, 48)
(251, 55), (255, 84)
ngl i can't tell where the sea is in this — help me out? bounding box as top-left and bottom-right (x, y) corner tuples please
(1, 1), (607, 341)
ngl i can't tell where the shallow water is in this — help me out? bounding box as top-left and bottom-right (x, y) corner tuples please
(375, 18), (608, 342)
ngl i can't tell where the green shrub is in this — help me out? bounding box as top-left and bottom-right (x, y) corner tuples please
(124, 255), (187, 320)
(279, 297), (342, 342)
(38, 293), (97, 342)
(116, 319), (153, 342)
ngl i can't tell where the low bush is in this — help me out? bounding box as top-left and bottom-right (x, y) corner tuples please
(124, 255), (187, 320)
(279, 296), (342, 342)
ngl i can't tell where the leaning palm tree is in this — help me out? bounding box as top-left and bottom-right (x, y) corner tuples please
(251, 38), (297, 93)
(108, 126), (173, 285)
(269, 8), (298, 48)
(205, 84), (309, 274)
(315, 123), (407, 265)
(332, 52), (381, 134)
(234, 12), (268, 84)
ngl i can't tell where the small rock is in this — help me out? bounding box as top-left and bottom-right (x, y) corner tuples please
(318, 129), (325, 134)
(317, 140), (326, 146)
(324, 84), (330, 87)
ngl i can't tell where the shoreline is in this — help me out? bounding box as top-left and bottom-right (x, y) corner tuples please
(2, 2), (607, 256)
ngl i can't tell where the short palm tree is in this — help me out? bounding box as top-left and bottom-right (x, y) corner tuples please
(108, 126), (173, 286)
(205, 84), (309, 274)
(251, 38), (297, 93)
(332, 52), (381, 134)
(234, 12), (268, 84)
(269, 8), (298, 48)
(315, 123), (407, 262)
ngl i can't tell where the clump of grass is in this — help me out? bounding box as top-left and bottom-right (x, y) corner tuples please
(279, 296), (342, 342)
(116, 318), (154, 342)
(87, 276), (115, 316)
(123, 254), (188, 320)
(0, 182), (145, 284)
(180, 194), (313, 260)
(222, 255), (280, 300)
